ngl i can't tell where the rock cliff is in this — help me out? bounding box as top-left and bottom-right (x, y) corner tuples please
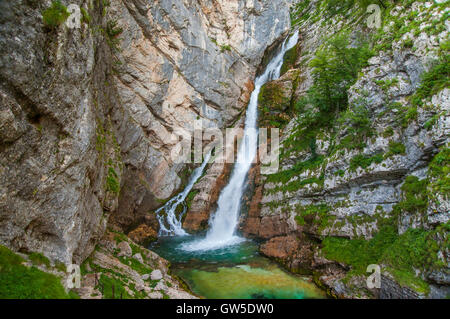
(0, 0), (292, 266)
(0, 0), (448, 300)
(242, 0), (449, 299)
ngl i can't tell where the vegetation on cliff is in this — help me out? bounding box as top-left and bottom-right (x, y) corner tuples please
(322, 221), (448, 294)
(0, 245), (77, 299)
(260, 0), (449, 298)
(42, 1), (70, 29)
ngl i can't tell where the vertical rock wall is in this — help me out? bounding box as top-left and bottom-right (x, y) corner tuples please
(0, 0), (293, 263)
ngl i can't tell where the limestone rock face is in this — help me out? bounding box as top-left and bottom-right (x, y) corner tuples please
(100, 0), (292, 232)
(247, 1), (449, 298)
(0, 0), (115, 264)
(0, 0), (292, 263)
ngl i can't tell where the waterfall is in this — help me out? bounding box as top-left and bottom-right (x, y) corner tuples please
(156, 151), (212, 236)
(182, 30), (300, 251)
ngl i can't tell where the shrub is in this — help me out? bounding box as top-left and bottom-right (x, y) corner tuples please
(290, 32), (373, 158)
(106, 20), (123, 52)
(322, 222), (445, 294)
(42, 1), (70, 28)
(428, 148), (450, 196)
(349, 153), (383, 171)
(106, 167), (120, 195)
(80, 7), (91, 25)
(398, 176), (428, 213)
(29, 252), (51, 268)
(411, 55), (450, 107)
(385, 141), (406, 158)
(337, 102), (374, 150)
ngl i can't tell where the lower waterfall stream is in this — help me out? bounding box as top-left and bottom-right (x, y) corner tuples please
(152, 31), (325, 299)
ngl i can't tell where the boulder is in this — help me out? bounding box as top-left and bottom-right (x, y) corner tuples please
(117, 242), (132, 257)
(132, 253), (143, 263)
(151, 270), (163, 281)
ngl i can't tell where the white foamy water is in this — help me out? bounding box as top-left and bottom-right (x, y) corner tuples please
(156, 152), (212, 236)
(182, 30), (299, 251)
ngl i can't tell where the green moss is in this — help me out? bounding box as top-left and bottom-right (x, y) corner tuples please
(42, 1), (69, 28)
(220, 44), (232, 52)
(106, 167), (120, 195)
(116, 253), (152, 276)
(258, 81), (292, 128)
(97, 273), (131, 299)
(349, 153), (383, 171)
(28, 252), (51, 269)
(0, 245), (74, 299)
(111, 229), (128, 244)
(186, 190), (199, 210)
(55, 261), (67, 273)
(411, 55), (449, 108)
(384, 141), (406, 159)
(394, 176), (428, 215)
(210, 37), (218, 45)
(322, 221), (446, 294)
(295, 203), (333, 232)
(382, 127), (394, 138)
(428, 147), (450, 196)
(280, 44), (298, 76)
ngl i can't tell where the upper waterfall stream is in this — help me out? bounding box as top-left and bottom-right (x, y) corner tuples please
(183, 30), (300, 251)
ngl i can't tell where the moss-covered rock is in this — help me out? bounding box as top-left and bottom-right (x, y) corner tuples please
(258, 79), (293, 128)
(280, 44), (298, 76)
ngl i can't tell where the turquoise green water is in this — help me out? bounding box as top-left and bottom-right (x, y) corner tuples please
(150, 236), (326, 299)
